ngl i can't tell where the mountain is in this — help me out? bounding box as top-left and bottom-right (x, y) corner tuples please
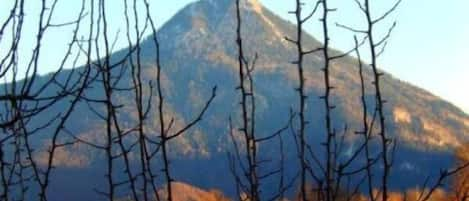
(4, 0), (469, 200)
(146, 0), (469, 150)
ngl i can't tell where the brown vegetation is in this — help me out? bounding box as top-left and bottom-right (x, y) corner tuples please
(158, 182), (231, 201)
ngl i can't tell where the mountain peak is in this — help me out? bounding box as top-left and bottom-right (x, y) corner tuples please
(155, 0), (286, 48)
(198, 0), (263, 13)
(240, 0), (263, 12)
(245, 0), (263, 11)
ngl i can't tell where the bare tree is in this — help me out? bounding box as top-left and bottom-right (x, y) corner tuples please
(285, 1), (322, 199)
(228, 1), (293, 201)
(0, 0), (93, 200)
(336, 0), (403, 200)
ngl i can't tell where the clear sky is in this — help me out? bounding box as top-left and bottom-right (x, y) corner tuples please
(0, 0), (467, 113)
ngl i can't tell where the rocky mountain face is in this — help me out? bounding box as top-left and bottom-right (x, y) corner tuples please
(6, 0), (469, 200)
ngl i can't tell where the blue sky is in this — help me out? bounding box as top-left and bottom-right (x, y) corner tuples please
(0, 0), (467, 113)
(262, 0), (469, 114)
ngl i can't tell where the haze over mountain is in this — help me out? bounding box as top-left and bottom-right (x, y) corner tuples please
(6, 0), (469, 200)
